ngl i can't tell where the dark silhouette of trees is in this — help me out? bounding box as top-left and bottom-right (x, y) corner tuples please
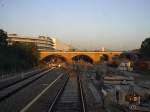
(0, 29), (8, 48)
(0, 29), (9, 71)
(0, 29), (39, 73)
(140, 37), (150, 58)
(10, 42), (39, 70)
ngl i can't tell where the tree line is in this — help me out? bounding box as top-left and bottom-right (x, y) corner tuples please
(0, 29), (39, 73)
(140, 37), (150, 59)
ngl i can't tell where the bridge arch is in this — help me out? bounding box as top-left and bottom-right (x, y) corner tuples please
(112, 54), (120, 61)
(100, 54), (109, 61)
(72, 54), (93, 63)
(42, 54), (67, 63)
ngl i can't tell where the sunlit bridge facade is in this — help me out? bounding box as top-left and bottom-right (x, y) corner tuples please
(40, 51), (122, 64)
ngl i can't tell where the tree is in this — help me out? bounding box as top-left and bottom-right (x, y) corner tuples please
(140, 38), (150, 58)
(0, 29), (39, 73)
(11, 42), (39, 69)
(0, 29), (8, 48)
(0, 29), (8, 71)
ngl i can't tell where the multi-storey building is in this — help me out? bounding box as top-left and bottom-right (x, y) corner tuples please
(7, 34), (55, 51)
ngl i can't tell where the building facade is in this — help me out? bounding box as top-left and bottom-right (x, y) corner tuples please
(7, 34), (55, 51)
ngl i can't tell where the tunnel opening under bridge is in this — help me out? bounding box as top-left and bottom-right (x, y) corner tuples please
(72, 55), (93, 64)
(42, 54), (67, 65)
(100, 54), (109, 62)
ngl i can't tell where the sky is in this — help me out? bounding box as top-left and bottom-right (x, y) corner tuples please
(0, 0), (150, 50)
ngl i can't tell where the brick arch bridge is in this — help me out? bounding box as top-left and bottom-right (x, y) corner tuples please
(40, 51), (122, 63)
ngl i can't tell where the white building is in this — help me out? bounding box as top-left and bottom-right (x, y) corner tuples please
(8, 34), (55, 51)
(8, 34), (72, 51)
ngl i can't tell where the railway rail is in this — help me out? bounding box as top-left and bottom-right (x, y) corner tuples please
(0, 67), (67, 112)
(0, 67), (55, 101)
(0, 67), (86, 112)
(20, 71), (69, 112)
(48, 72), (86, 112)
(0, 67), (48, 90)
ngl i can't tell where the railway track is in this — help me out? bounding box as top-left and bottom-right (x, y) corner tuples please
(0, 67), (55, 101)
(0, 67), (48, 90)
(48, 72), (86, 112)
(0, 67), (67, 112)
(20, 70), (69, 112)
(0, 67), (86, 112)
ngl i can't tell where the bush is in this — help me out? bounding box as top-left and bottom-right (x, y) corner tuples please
(134, 61), (149, 71)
